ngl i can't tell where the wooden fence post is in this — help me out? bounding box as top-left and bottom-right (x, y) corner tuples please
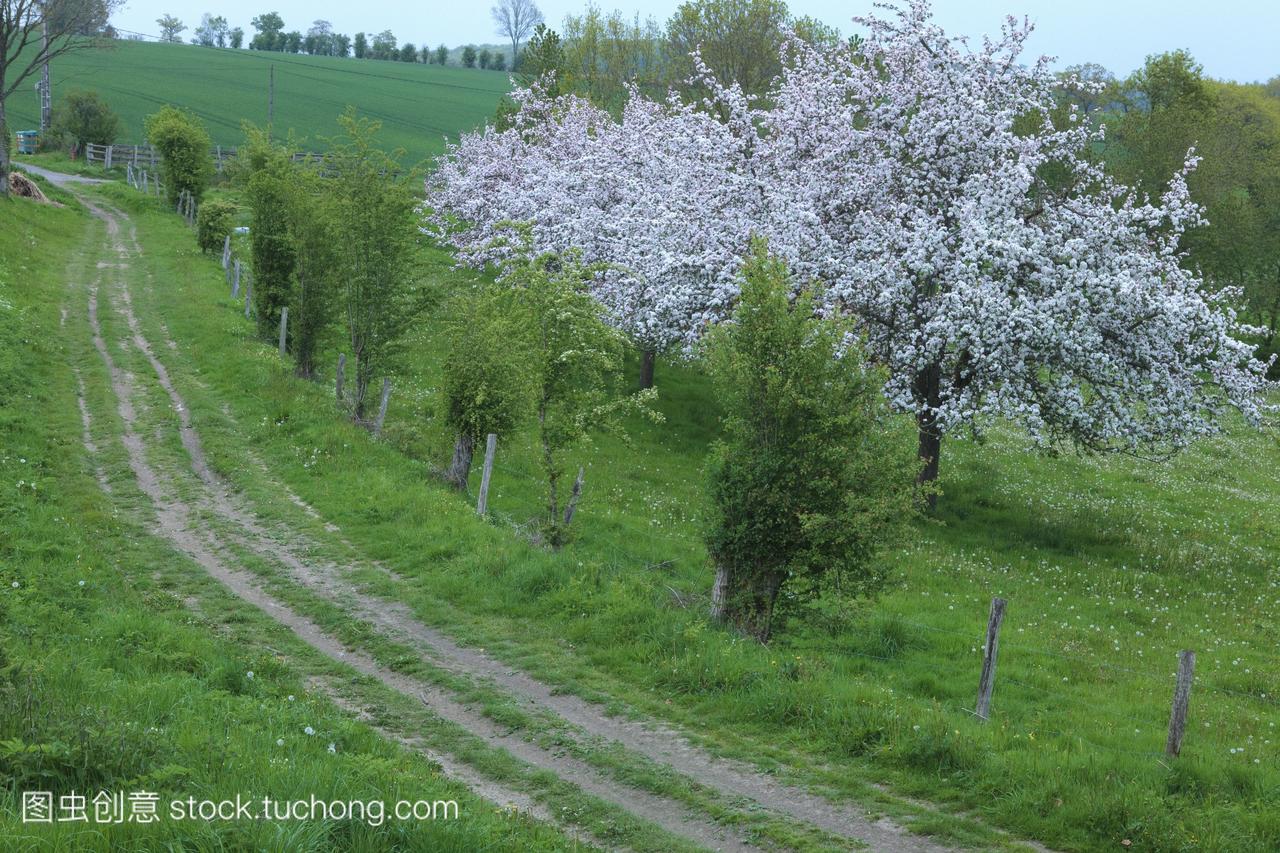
(244, 274), (253, 319)
(105, 145), (113, 170)
(476, 433), (497, 516)
(1165, 650), (1196, 757)
(142, 171), (148, 194)
(278, 307), (288, 357)
(222, 235), (231, 272)
(232, 259), (241, 298)
(371, 376), (389, 435)
(563, 467), (585, 527)
(975, 597), (1007, 721)
(335, 354), (346, 401)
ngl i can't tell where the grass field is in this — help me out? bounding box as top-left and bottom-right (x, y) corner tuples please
(4, 166), (1279, 851)
(5, 39), (511, 165)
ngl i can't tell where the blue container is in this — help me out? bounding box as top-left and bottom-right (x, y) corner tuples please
(16, 131), (38, 155)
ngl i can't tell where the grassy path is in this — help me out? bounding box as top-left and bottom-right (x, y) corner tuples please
(51, 180), (1033, 850)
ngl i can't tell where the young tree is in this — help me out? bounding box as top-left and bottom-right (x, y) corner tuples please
(461, 45), (477, 68)
(1, 0), (119, 192)
(664, 0), (789, 97)
(703, 245), (916, 641)
(195, 198), (236, 254)
(229, 26), (243, 48)
(144, 105), (211, 206)
(353, 31), (367, 58)
(491, 52), (506, 71)
(243, 133), (296, 340)
(440, 285), (534, 489)
(434, 43), (447, 65)
(192, 13), (228, 47)
(491, 0), (542, 65)
(156, 13), (185, 42)
(478, 48), (491, 69)
(329, 111), (420, 423)
(419, 44), (431, 64)
(281, 164), (338, 379)
(50, 89), (118, 150)
(504, 244), (659, 547)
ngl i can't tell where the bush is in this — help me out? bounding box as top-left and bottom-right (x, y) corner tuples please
(239, 126), (296, 341)
(439, 285), (534, 489)
(703, 241), (917, 642)
(144, 105), (212, 207)
(194, 199), (237, 255)
(50, 90), (119, 152)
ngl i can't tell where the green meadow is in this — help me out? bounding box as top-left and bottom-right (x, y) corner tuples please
(5, 39), (510, 164)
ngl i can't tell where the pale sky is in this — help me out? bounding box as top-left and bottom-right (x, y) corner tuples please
(109, 0), (1280, 83)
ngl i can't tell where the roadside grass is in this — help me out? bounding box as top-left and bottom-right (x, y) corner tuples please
(72, 178), (1280, 851)
(0, 193), (587, 851)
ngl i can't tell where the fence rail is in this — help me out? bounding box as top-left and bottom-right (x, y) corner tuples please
(85, 142), (325, 172)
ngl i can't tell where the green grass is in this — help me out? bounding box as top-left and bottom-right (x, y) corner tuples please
(0, 192), (584, 851)
(6, 39), (510, 165)
(85, 176), (1280, 852)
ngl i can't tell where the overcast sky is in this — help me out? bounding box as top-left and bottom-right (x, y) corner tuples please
(110, 0), (1279, 83)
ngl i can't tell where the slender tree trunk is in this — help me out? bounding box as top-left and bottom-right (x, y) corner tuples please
(639, 348), (656, 390)
(709, 564), (785, 643)
(446, 433), (475, 490)
(914, 362), (943, 509)
(0, 99), (11, 197)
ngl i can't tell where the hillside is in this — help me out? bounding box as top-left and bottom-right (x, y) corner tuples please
(5, 39), (511, 165)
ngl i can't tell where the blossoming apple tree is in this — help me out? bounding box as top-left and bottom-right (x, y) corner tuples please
(430, 1), (1275, 497)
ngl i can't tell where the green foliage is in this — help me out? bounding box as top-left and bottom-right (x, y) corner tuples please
(462, 45), (478, 68)
(501, 245), (660, 546)
(665, 0), (791, 97)
(49, 90), (119, 150)
(143, 105), (211, 207)
(281, 165), (339, 380)
(240, 127), (296, 340)
(194, 199), (236, 255)
(702, 243), (917, 641)
(327, 111), (422, 422)
(440, 285), (535, 486)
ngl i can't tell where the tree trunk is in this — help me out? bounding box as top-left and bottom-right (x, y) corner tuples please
(914, 362), (943, 510)
(0, 99), (10, 197)
(639, 348), (656, 390)
(709, 564), (785, 643)
(446, 433), (474, 490)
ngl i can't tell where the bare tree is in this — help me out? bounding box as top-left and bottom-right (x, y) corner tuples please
(1, 0), (118, 195)
(491, 0), (542, 67)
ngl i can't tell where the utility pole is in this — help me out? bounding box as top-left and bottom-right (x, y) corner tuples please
(39, 9), (51, 132)
(267, 64), (275, 132)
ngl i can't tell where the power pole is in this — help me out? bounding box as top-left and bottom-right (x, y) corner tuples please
(39, 12), (51, 132)
(267, 64), (275, 132)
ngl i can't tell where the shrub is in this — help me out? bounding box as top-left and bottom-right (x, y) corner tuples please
(50, 90), (119, 152)
(703, 241), (917, 642)
(144, 106), (212, 207)
(239, 126), (296, 341)
(194, 199), (236, 255)
(439, 285), (534, 489)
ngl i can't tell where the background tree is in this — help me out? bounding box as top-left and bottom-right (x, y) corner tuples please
(664, 0), (789, 97)
(419, 44), (431, 64)
(478, 48), (491, 69)
(192, 13), (228, 47)
(704, 245), (915, 641)
(491, 52), (506, 71)
(353, 31), (367, 58)
(492, 0), (542, 67)
(229, 26), (243, 48)
(440, 285), (534, 489)
(461, 44), (477, 68)
(305, 19), (333, 55)
(399, 42), (416, 63)
(333, 32), (350, 57)
(563, 7), (665, 107)
(370, 29), (395, 61)
(50, 89), (117, 152)
(512, 23), (565, 91)
(282, 30), (301, 53)
(144, 105), (211, 206)
(329, 111), (420, 423)
(156, 13), (185, 43)
(434, 43), (447, 65)
(250, 11), (283, 50)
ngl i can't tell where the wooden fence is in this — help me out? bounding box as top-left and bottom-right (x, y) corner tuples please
(85, 142), (324, 173)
